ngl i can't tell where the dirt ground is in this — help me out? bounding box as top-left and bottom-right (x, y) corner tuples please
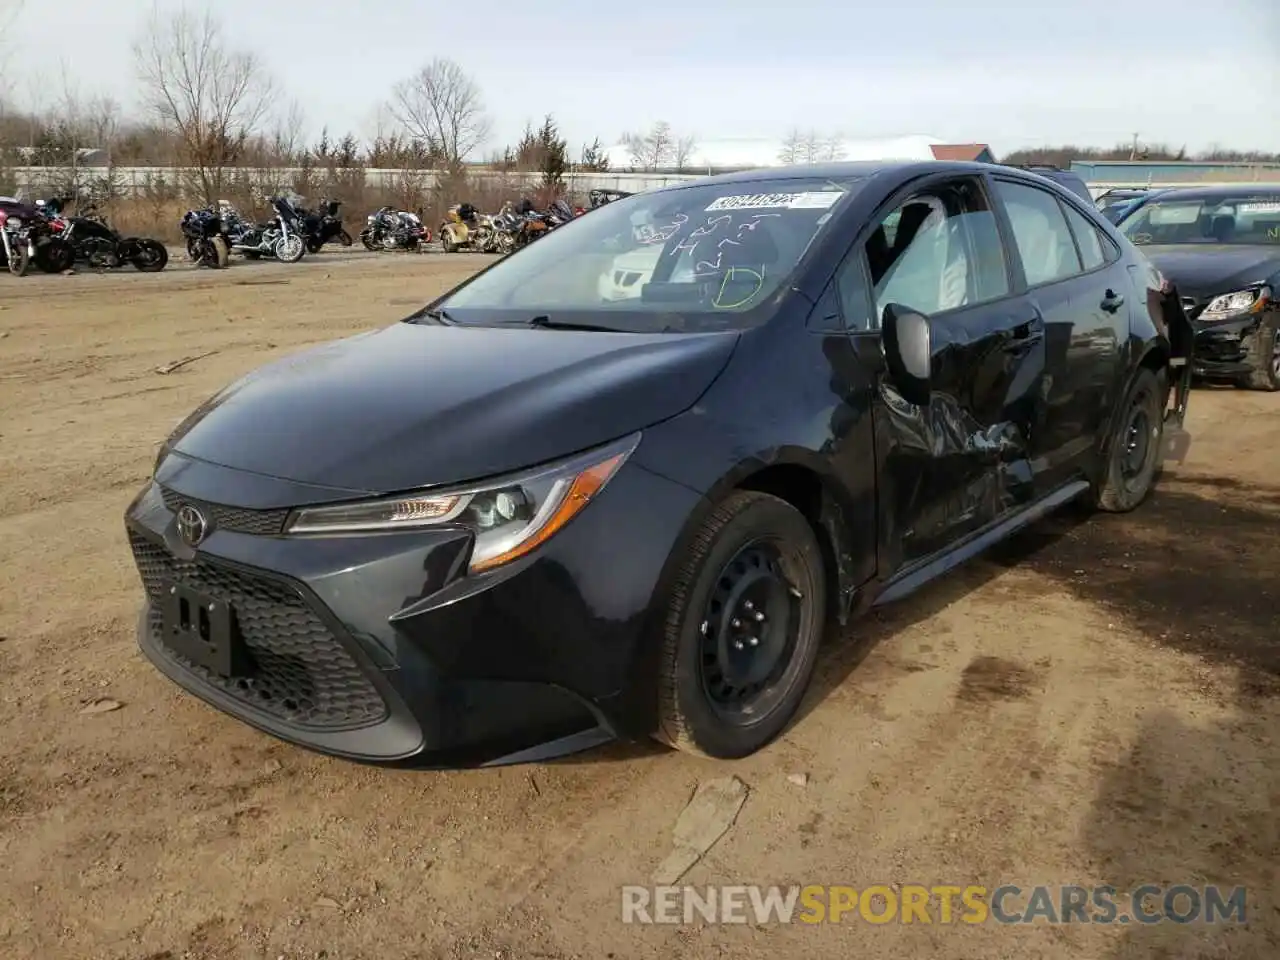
(1, 252), (1277, 960)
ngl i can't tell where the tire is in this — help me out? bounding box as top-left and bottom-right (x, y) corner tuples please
(210, 236), (229, 269)
(1095, 366), (1165, 513)
(653, 491), (827, 759)
(338, 229), (353, 247)
(275, 235), (305, 263)
(360, 231), (378, 252)
(306, 237), (323, 254)
(36, 240), (75, 273)
(1239, 321), (1280, 391)
(131, 239), (168, 272)
(8, 244), (29, 277)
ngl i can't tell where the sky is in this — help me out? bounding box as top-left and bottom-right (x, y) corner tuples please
(2, 0), (1279, 159)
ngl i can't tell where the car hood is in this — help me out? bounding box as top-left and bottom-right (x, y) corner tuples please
(1140, 245), (1280, 299)
(166, 321), (739, 495)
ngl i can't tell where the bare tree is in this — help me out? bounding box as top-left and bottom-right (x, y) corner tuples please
(621, 121), (694, 171)
(778, 128), (843, 165)
(389, 58), (490, 175)
(778, 129), (804, 164)
(133, 5), (276, 204)
(673, 134), (697, 172)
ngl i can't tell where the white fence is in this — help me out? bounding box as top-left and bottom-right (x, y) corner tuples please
(8, 165), (1280, 202)
(4, 166), (702, 197)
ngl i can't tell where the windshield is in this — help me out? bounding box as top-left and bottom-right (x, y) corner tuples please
(1119, 196), (1280, 246)
(428, 177), (861, 331)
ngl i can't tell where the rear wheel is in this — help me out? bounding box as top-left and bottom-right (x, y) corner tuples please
(36, 239), (75, 273)
(653, 491), (826, 759)
(1095, 366), (1165, 513)
(360, 231), (378, 251)
(131, 239), (168, 272)
(1237, 321), (1280, 391)
(338, 229), (353, 247)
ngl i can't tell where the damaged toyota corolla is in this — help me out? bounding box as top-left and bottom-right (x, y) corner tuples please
(125, 161), (1194, 767)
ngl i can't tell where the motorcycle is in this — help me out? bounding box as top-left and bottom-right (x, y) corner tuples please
(42, 199), (168, 272)
(439, 203), (508, 254)
(0, 198), (74, 274)
(222, 197), (307, 262)
(301, 198), (353, 253)
(180, 207), (231, 268)
(359, 207), (429, 251)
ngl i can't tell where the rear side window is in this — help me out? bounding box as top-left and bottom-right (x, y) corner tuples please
(994, 180), (1084, 286)
(1061, 203), (1108, 271)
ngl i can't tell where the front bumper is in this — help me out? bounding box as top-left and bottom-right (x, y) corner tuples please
(124, 453), (702, 767)
(1190, 315), (1266, 378)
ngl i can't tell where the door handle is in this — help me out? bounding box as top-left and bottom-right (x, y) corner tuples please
(1101, 289), (1125, 313)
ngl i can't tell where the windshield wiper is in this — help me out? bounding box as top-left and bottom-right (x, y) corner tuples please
(410, 306), (456, 324)
(528, 315), (623, 332)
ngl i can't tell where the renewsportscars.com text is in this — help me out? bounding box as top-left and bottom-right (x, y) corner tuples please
(621, 884), (1247, 925)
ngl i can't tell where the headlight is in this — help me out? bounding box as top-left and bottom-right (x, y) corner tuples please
(1200, 285), (1270, 321)
(285, 432), (640, 573)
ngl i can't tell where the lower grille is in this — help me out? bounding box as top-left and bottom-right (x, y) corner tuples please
(129, 532), (387, 730)
(159, 486), (290, 536)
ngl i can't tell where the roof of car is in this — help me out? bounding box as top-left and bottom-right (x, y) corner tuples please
(659, 160), (1022, 188)
(1143, 184), (1280, 202)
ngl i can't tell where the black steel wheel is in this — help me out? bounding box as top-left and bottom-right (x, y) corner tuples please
(654, 490), (826, 758)
(1095, 366), (1165, 512)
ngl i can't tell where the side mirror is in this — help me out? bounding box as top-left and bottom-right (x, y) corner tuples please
(881, 303), (932, 406)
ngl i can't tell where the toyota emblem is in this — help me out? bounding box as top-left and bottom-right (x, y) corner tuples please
(175, 504), (209, 546)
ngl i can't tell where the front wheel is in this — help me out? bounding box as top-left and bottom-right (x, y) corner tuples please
(275, 234), (305, 263)
(360, 231), (378, 251)
(1095, 366), (1165, 513)
(7, 244), (29, 277)
(305, 236), (323, 254)
(338, 229), (353, 247)
(1237, 322), (1280, 392)
(131, 239), (168, 272)
(210, 236), (230, 268)
(653, 491), (827, 759)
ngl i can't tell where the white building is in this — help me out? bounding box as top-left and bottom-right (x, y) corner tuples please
(603, 135), (964, 173)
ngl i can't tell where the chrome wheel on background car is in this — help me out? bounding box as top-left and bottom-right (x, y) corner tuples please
(655, 490), (826, 759)
(1242, 323), (1280, 392)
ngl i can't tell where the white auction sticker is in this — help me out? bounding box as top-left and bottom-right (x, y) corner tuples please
(705, 191), (843, 212)
(1237, 201), (1280, 214)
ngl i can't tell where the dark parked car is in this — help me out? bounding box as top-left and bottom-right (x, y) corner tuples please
(1117, 185), (1280, 390)
(1003, 164), (1095, 205)
(125, 161), (1192, 767)
(1096, 189), (1152, 224)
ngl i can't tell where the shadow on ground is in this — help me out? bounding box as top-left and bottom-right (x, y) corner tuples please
(1085, 709), (1279, 958)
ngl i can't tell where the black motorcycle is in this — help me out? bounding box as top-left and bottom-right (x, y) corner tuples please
(301, 199), (353, 253)
(360, 206), (427, 251)
(180, 207), (231, 268)
(0, 198), (74, 275)
(47, 201), (168, 272)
